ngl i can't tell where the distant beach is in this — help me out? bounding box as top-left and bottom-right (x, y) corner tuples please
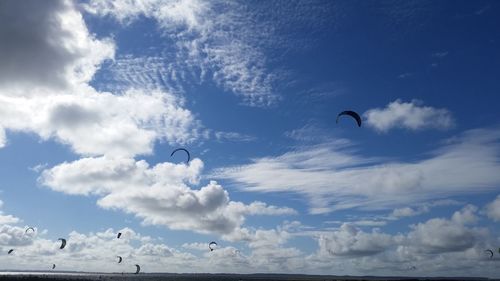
(0, 272), (495, 281)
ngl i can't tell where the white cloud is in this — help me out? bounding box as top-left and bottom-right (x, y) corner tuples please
(0, 0), (114, 93)
(0, 0), (203, 156)
(391, 207), (425, 218)
(284, 123), (338, 143)
(432, 51), (449, 58)
(0, 225), (31, 246)
(398, 72), (412, 79)
(214, 128), (500, 213)
(0, 215), (20, 225)
(0, 199), (21, 225)
(0, 89), (201, 155)
(351, 220), (387, 227)
(40, 156), (295, 235)
(485, 195), (500, 222)
(388, 199), (462, 220)
(309, 205), (496, 277)
(406, 218), (486, 254)
(182, 242), (207, 251)
(318, 223), (393, 257)
(0, 204), (497, 276)
(364, 99), (454, 132)
(451, 204), (478, 225)
(84, 0), (279, 107)
(214, 131), (256, 142)
(0, 227), (199, 272)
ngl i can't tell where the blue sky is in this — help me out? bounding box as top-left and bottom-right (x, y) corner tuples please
(0, 0), (499, 277)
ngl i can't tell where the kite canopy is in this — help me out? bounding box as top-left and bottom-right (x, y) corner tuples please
(486, 249), (494, 259)
(7, 249), (13, 254)
(117, 256), (123, 263)
(209, 241), (217, 251)
(170, 148), (191, 163)
(25, 227), (35, 234)
(58, 238), (67, 249)
(336, 110), (362, 127)
(117, 232), (122, 239)
(135, 264), (141, 274)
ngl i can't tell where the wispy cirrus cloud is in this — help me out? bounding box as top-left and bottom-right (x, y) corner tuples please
(213, 128), (500, 214)
(432, 51), (449, 58)
(364, 99), (455, 132)
(85, 0), (280, 107)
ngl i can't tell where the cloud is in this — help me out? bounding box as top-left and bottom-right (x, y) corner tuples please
(84, 0), (279, 107)
(389, 200), (461, 219)
(0, 227), (198, 272)
(284, 123), (338, 143)
(391, 207), (425, 218)
(485, 195), (500, 222)
(0, 199), (21, 225)
(0, 0), (204, 156)
(214, 131), (256, 142)
(351, 220), (387, 227)
(0, 215), (20, 225)
(0, 0), (114, 93)
(40, 156), (295, 236)
(214, 128), (500, 214)
(309, 205), (495, 277)
(405, 206), (485, 254)
(0, 203), (497, 276)
(432, 51), (449, 58)
(182, 242), (207, 251)
(364, 99), (454, 132)
(398, 72), (413, 79)
(0, 225), (31, 246)
(0, 89), (202, 156)
(318, 223), (393, 257)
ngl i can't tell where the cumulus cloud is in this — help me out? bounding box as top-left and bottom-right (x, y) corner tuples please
(0, 0), (204, 155)
(40, 156), (295, 235)
(364, 99), (454, 132)
(214, 128), (500, 213)
(309, 205), (496, 277)
(0, 200), (21, 225)
(0, 0), (114, 93)
(406, 216), (485, 254)
(389, 200), (461, 220)
(0, 204), (497, 276)
(0, 223), (304, 274)
(0, 227), (199, 272)
(319, 224), (393, 257)
(84, 0), (279, 107)
(391, 207), (425, 218)
(182, 242), (207, 251)
(0, 89), (201, 155)
(485, 195), (500, 222)
(0, 225), (33, 247)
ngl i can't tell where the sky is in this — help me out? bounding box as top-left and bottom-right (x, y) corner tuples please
(0, 0), (499, 277)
